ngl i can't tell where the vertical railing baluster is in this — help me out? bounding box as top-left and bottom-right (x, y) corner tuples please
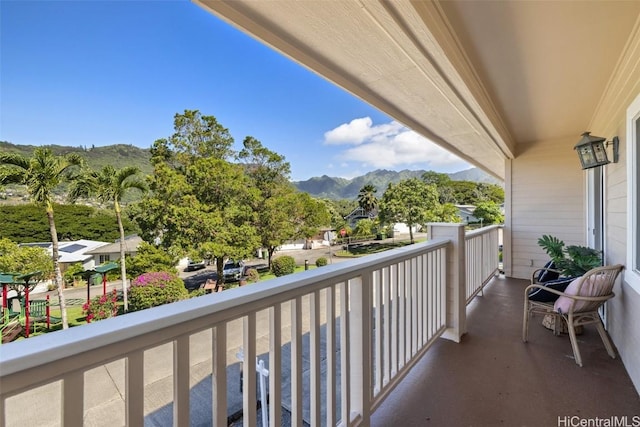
(269, 306), (282, 427)
(340, 281), (350, 426)
(310, 291), (321, 426)
(391, 263), (399, 376)
(399, 260), (406, 366)
(374, 269), (382, 392)
(173, 336), (190, 427)
(349, 274), (371, 426)
(382, 266), (390, 385)
(126, 351), (144, 426)
(291, 297), (303, 426)
(243, 314), (257, 427)
(62, 371), (84, 426)
(326, 286), (336, 427)
(212, 324), (227, 427)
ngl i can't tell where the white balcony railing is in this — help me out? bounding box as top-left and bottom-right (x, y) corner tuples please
(465, 225), (501, 303)
(0, 224), (500, 426)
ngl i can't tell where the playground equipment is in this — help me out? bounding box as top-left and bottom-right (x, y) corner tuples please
(1, 271), (61, 343)
(73, 262), (120, 306)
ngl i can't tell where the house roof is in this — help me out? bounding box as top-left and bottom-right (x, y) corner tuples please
(23, 240), (111, 264)
(85, 235), (143, 255)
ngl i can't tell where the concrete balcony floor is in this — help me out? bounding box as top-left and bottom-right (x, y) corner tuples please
(372, 276), (640, 426)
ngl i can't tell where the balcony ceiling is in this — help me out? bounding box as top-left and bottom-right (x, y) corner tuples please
(195, 1), (640, 180)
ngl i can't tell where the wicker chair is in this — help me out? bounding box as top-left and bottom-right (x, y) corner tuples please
(522, 264), (624, 367)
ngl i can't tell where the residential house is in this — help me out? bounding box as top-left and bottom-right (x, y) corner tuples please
(84, 235), (144, 265)
(456, 204), (478, 224)
(2, 2), (640, 425)
(22, 239), (109, 273)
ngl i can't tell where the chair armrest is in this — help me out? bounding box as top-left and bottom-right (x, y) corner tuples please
(525, 284), (615, 302)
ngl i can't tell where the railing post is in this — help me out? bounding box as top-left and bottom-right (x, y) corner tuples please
(428, 223), (466, 342)
(349, 274), (372, 425)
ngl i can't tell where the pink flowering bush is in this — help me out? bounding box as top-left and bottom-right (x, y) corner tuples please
(129, 271), (188, 311)
(83, 289), (119, 322)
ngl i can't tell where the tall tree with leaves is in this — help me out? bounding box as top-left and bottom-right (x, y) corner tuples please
(238, 137), (295, 267)
(379, 178), (439, 243)
(69, 165), (147, 311)
(132, 110), (259, 284)
(0, 148), (83, 329)
(357, 184), (378, 213)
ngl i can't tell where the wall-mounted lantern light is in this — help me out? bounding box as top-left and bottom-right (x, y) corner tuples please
(574, 132), (619, 170)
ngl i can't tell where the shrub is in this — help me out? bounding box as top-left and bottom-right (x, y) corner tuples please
(83, 289), (118, 322)
(246, 268), (260, 283)
(271, 256), (296, 277)
(129, 271), (188, 311)
(315, 257), (328, 267)
(189, 288), (207, 298)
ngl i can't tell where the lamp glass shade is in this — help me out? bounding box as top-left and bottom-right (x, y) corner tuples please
(574, 132), (610, 169)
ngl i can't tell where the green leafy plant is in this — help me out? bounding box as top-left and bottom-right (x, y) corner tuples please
(128, 271), (188, 311)
(271, 256), (296, 277)
(82, 289), (119, 322)
(315, 257), (328, 267)
(537, 235), (602, 277)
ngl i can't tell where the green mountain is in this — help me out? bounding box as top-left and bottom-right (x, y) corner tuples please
(0, 141), (153, 176)
(293, 168), (501, 199)
(1, 141), (501, 201)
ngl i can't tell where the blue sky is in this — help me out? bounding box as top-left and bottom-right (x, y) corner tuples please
(1, 0), (470, 181)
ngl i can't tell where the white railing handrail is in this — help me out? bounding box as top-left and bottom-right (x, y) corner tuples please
(464, 223), (502, 240)
(0, 238), (450, 396)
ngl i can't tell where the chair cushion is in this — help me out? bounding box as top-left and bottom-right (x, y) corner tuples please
(554, 275), (607, 314)
(537, 260), (560, 283)
(528, 277), (574, 302)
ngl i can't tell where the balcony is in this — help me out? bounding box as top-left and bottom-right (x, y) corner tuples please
(1, 224), (638, 426)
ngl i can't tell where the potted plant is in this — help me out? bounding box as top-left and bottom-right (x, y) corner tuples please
(537, 235), (603, 277)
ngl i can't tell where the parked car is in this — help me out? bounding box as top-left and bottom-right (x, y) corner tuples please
(223, 260), (244, 281)
(185, 259), (206, 272)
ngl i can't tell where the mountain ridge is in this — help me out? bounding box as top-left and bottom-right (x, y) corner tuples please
(1, 141), (501, 200)
(293, 167), (501, 200)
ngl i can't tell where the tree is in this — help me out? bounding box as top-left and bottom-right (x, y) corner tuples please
(69, 165), (147, 311)
(0, 238), (53, 298)
(0, 204), (138, 243)
(378, 178), (439, 243)
(435, 202), (462, 223)
(238, 137), (294, 268)
(422, 171), (452, 187)
(357, 184), (378, 212)
(132, 111), (260, 284)
(353, 218), (375, 237)
(125, 242), (178, 278)
(0, 148), (83, 329)
(472, 201), (504, 225)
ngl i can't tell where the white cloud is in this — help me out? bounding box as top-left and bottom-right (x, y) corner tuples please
(323, 117), (470, 171)
(323, 117), (404, 145)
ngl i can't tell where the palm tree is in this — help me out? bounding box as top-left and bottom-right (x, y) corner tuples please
(69, 165), (146, 311)
(357, 184), (378, 213)
(0, 148), (83, 329)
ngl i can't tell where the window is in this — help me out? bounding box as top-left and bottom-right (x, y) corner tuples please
(627, 93), (640, 292)
(99, 254), (111, 264)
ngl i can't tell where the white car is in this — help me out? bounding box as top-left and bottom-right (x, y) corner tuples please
(222, 260), (244, 281)
(185, 259), (206, 272)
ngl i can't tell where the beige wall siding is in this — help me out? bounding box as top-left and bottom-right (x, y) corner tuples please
(508, 135), (585, 279)
(581, 23), (640, 392)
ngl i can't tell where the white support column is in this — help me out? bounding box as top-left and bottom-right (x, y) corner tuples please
(428, 223), (466, 342)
